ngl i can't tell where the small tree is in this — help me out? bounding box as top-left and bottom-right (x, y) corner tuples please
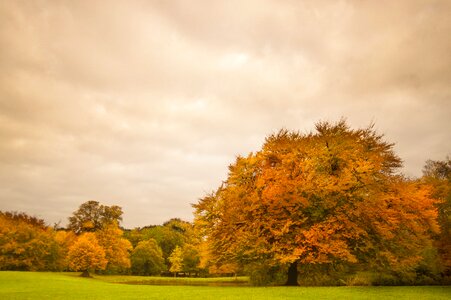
(168, 245), (183, 277)
(68, 233), (107, 277)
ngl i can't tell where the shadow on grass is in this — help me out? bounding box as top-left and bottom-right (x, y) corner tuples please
(120, 279), (249, 287)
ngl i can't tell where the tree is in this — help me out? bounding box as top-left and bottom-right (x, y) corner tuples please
(139, 219), (195, 266)
(194, 120), (439, 285)
(67, 232), (107, 277)
(422, 157), (451, 277)
(0, 212), (62, 271)
(131, 239), (165, 275)
(95, 221), (132, 273)
(181, 243), (201, 275)
(52, 230), (77, 271)
(68, 201), (123, 234)
(168, 245), (183, 277)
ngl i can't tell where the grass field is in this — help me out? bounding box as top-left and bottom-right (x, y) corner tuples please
(0, 271), (450, 300)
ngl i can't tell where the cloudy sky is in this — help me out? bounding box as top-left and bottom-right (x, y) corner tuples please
(1, 0), (450, 228)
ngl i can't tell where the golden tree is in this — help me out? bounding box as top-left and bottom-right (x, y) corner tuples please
(168, 245), (183, 277)
(95, 221), (132, 273)
(194, 120), (439, 285)
(68, 233), (107, 277)
(0, 212), (61, 271)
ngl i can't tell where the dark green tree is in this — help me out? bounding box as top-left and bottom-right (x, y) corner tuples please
(131, 239), (165, 275)
(68, 200), (123, 234)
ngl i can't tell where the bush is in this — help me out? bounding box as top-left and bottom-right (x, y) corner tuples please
(345, 273), (372, 286)
(297, 263), (349, 286)
(245, 264), (287, 286)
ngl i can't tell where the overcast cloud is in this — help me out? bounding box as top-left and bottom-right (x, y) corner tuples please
(0, 0), (450, 228)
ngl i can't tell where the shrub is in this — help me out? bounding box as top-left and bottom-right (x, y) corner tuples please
(245, 264), (287, 286)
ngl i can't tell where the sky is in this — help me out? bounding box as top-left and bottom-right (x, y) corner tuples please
(0, 0), (450, 229)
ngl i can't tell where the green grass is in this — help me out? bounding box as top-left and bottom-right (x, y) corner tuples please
(0, 271), (450, 300)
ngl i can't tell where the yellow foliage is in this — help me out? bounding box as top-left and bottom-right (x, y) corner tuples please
(95, 222), (132, 271)
(68, 233), (107, 272)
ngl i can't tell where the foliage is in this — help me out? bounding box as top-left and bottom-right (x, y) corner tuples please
(0, 212), (63, 271)
(49, 230), (77, 271)
(67, 232), (107, 274)
(131, 239), (165, 275)
(124, 218), (201, 273)
(123, 229), (144, 248)
(181, 243), (201, 274)
(68, 200), (123, 234)
(244, 263), (287, 286)
(96, 221), (132, 273)
(421, 157), (451, 278)
(194, 120), (439, 285)
(168, 245), (183, 276)
(146, 219), (195, 260)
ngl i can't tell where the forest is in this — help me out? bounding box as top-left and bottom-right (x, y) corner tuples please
(1, 121), (450, 286)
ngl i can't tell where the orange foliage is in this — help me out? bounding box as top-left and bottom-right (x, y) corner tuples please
(95, 221), (132, 271)
(68, 233), (107, 273)
(0, 212), (63, 271)
(194, 121), (439, 274)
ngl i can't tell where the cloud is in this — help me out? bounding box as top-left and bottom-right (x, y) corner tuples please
(0, 0), (450, 228)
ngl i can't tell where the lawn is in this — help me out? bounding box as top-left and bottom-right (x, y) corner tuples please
(0, 271), (450, 300)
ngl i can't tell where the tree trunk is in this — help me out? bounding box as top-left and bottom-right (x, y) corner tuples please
(80, 270), (91, 278)
(285, 261), (299, 286)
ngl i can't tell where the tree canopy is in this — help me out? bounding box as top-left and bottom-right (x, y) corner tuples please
(95, 221), (132, 273)
(194, 120), (439, 285)
(131, 239), (165, 276)
(68, 201), (123, 234)
(0, 212), (63, 271)
(67, 232), (107, 276)
(422, 157), (451, 275)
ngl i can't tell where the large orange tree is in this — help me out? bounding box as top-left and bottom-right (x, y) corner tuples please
(194, 121), (439, 285)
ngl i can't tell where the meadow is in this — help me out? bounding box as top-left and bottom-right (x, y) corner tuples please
(0, 272), (450, 300)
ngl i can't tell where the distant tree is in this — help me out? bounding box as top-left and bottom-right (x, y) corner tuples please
(140, 219), (194, 265)
(181, 243), (201, 275)
(169, 245), (183, 277)
(131, 239), (165, 275)
(194, 121), (439, 285)
(68, 201), (123, 234)
(123, 228), (144, 248)
(68, 233), (107, 277)
(95, 221), (132, 273)
(140, 226), (182, 262)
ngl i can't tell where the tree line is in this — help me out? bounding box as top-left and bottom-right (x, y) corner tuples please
(0, 201), (202, 277)
(0, 120), (449, 285)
